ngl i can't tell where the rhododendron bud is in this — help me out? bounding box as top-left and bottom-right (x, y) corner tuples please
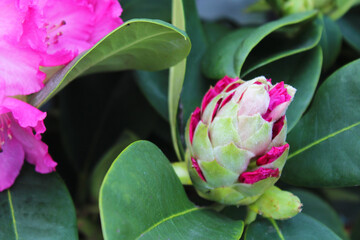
(185, 76), (296, 205)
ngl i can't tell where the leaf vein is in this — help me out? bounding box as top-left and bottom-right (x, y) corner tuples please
(136, 207), (200, 239)
(7, 190), (19, 240)
(288, 121), (360, 159)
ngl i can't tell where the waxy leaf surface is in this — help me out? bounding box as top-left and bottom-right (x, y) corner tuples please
(246, 47), (322, 131)
(30, 19), (191, 107)
(245, 214), (341, 240)
(202, 11), (320, 79)
(0, 165), (78, 240)
(282, 59), (360, 187)
(99, 141), (244, 240)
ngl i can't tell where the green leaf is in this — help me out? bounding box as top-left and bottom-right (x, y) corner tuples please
(320, 16), (342, 70)
(29, 19), (191, 108)
(245, 47), (322, 131)
(245, 214), (341, 240)
(0, 165), (78, 240)
(202, 10), (319, 79)
(291, 189), (348, 240)
(337, 6), (360, 53)
(168, 0), (187, 161)
(99, 141), (244, 240)
(241, 15), (322, 76)
(282, 59), (360, 187)
(90, 131), (139, 201)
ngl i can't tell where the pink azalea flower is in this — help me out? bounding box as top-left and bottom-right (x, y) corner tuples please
(38, 0), (123, 66)
(0, 94), (57, 191)
(0, 0), (46, 96)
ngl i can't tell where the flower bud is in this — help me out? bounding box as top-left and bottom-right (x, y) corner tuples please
(185, 76), (296, 205)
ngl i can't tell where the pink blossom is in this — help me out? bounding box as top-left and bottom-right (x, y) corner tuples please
(201, 76), (239, 111)
(239, 168), (279, 184)
(0, 0), (46, 96)
(256, 144), (289, 166)
(39, 0), (123, 66)
(0, 95), (57, 192)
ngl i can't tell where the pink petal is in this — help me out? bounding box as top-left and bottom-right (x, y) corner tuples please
(191, 157), (206, 181)
(88, 0), (123, 43)
(201, 76), (238, 111)
(272, 116), (285, 139)
(0, 137), (25, 191)
(40, 0), (94, 66)
(239, 167), (279, 184)
(189, 107), (201, 144)
(201, 88), (218, 111)
(1, 97), (46, 130)
(0, 0), (27, 41)
(0, 41), (45, 96)
(10, 122), (57, 174)
(262, 82), (292, 121)
(220, 92), (235, 108)
(214, 76), (238, 92)
(256, 144), (289, 166)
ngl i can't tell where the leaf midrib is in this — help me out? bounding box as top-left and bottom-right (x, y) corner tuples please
(38, 21), (183, 107)
(7, 190), (18, 240)
(288, 121), (360, 159)
(136, 207), (200, 239)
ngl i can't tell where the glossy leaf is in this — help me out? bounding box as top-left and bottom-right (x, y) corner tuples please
(202, 10), (319, 79)
(245, 214), (341, 240)
(337, 6), (360, 53)
(245, 47), (322, 131)
(0, 165), (78, 240)
(29, 19), (191, 107)
(99, 141), (244, 239)
(282, 59), (360, 187)
(168, 0), (187, 161)
(90, 131), (139, 200)
(291, 189), (348, 240)
(320, 16), (342, 70)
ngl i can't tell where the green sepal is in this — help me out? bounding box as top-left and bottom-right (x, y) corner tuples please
(214, 143), (255, 174)
(216, 100), (239, 118)
(192, 121), (214, 161)
(202, 94), (223, 124)
(239, 117), (272, 156)
(172, 162), (192, 185)
(209, 117), (240, 147)
(249, 186), (302, 220)
(200, 160), (239, 188)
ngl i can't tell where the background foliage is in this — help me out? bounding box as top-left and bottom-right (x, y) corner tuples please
(2, 0), (360, 239)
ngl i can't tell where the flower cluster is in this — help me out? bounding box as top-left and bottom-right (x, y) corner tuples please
(186, 76), (296, 205)
(0, 0), (123, 191)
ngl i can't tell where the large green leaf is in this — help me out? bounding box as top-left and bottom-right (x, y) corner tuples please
(202, 10), (320, 79)
(99, 141), (244, 239)
(291, 189), (348, 239)
(282, 59), (360, 187)
(320, 16), (342, 70)
(245, 47), (322, 131)
(245, 214), (341, 240)
(337, 6), (360, 53)
(29, 19), (191, 108)
(90, 131), (139, 201)
(0, 165), (78, 240)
